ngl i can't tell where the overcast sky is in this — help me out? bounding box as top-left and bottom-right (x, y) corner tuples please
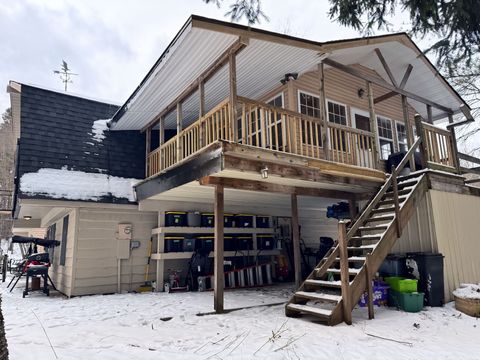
(0, 0), (420, 114)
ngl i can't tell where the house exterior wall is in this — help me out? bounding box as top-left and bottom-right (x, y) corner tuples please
(73, 207), (157, 296)
(428, 190), (480, 301)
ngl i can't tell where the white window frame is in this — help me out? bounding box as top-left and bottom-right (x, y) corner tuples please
(376, 115), (394, 160)
(265, 92), (285, 149)
(395, 120), (418, 153)
(297, 90), (321, 119)
(326, 98), (348, 126)
(266, 92), (284, 109)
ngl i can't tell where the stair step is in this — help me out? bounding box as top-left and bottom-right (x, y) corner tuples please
(294, 291), (342, 303)
(351, 235), (382, 242)
(305, 279), (343, 288)
(333, 256), (367, 263)
(358, 225), (388, 232)
(347, 244), (377, 250)
(286, 304), (333, 317)
(384, 189), (411, 198)
(326, 268), (361, 275)
(365, 214), (394, 223)
(371, 207), (395, 214)
(396, 179), (419, 189)
(378, 197), (407, 206)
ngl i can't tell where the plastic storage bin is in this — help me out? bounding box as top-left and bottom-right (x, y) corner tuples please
(257, 234), (274, 250)
(183, 237), (196, 252)
(165, 236), (184, 252)
(379, 254), (407, 276)
(389, 289), (424, 313)
(359, 281), (390, 307)
(224, 214), (235, 228)
(200, 213), (214, 227)
(187, 212), (201, 227)
(165, 211), (188, 227)
(256, 216), (270, 228)
(406, 252), (444, 306)
(235, 214), (254, 228)
(223, 236), (236, 251)
(384, 277), (418, 293)
(196, 236), (214, 252)
(235, 234), (253, 250)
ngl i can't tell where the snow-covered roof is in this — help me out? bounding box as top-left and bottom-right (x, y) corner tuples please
(111, 15), (467, 131)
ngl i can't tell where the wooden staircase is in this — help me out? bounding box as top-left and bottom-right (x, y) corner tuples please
(285, 138), (428, 325)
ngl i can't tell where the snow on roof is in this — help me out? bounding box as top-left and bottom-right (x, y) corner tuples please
(20, 168), (139, 202)
(91, 119), (110, 143)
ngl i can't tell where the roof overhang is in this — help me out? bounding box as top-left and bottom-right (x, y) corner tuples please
(111, 15), (468, 131)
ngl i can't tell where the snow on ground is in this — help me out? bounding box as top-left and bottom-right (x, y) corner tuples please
(2, 280), (479, 360)
(20, 168), (139, 202)
(454, 283), (480, 300)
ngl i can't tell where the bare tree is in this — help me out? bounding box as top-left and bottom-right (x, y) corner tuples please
(0, 108), (14, 239)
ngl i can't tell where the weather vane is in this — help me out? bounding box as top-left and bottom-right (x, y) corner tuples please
(53, 60), (78, 92)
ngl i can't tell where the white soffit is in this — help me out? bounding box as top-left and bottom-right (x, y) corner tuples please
(328, 42), (463, 120)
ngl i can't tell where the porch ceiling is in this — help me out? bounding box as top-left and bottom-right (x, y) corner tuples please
(112, 15), (466, 132)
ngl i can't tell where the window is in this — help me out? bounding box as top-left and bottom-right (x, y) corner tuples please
(299, 92), (320, 118)
(266, 93), (284, 150)
(60, 215), (69, 266)
(327, 100), (347, 125)
(377, 116), (394, 160)
(396, 122), (408, 152)
(46, 223), (56, 261)
(351, 109), (373, 152)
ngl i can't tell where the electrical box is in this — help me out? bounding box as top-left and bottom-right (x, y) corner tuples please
(130, 240), (141, 250)
(117, 240), (130, 259)
(117, 223), (133, 240)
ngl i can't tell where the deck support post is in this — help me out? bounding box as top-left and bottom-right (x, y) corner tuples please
(366, 81), (380, 168)
(176, 102), (183, 162)
(229, 52), (238, 142)
(214, 184), (225, 313)
(291, 194), (301, 289)
(199, 79), (205, 147)
(159, 116), (165, 170)
(365, 253), (374, 320)
(338, 220), (352, 325)
(426, 105), (433, 124)
(348, 197), (357, 222)
(414, 114), (428, 169)
(145, 126), (151, 177)
(401, 95), (415, 171)
(318, 62), (329, 160)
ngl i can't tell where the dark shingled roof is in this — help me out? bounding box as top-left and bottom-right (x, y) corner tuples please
(15, 84), (145, 204)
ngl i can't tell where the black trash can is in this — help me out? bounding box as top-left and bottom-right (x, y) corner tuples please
(406, 252), (444, 307)
(379, 254), (407, 277)
(318, 237), (334, 259)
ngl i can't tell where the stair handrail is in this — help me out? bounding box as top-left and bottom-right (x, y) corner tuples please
(346, 136), (422, 240)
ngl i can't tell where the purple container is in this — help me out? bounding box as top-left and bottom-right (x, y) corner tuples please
(359, 281), (390, 307)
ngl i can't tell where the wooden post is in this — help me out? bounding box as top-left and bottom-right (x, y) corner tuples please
(176, 102), (183, 162)
(159, 117), (165, 170)
(291, 194), (301, 289)
(229, 52), (238, 142)
(318, 62), (329, 159)
(401, 95), (415, 171)
(365, 253), (374, 320)
(414, 114), (428, 169)
(366, 81), (379, 168)
(426, 105), (433, 124)
(199, 79), (205, 147)
(145, 126), (151, 177)
(338, 220), (352, 325)
(391, 165), (402, 237)
(448, 114), (461, 174)
(214, 185), (224, 313)
(348, 197), (357, 222)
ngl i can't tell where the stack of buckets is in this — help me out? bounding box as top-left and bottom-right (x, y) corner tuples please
(385, 277), (424, 312)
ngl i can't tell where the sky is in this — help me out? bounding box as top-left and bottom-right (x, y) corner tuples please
(0, 0), (417, 114)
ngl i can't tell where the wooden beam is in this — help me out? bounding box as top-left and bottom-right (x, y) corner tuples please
(159, 116), (165, 145)
(402, 95), (415, 171)
(338, 220), (352, 325)
(214, 184), (224, 313)
(414, 114), (428, 169)
(366, 81), (380, 167)
(291, 194), (301, 289)
(324, 58), (453, 113)
(199, 176), (357, 199)
(374, 48), (398, 87)
(199, 80), (205, 148)
(448, 114), (461, 174)
(373, 64), (411, 104)
(229, 52), (238, 141)
(176, 102), (183, 162)
(141, 38), (248, 132)
(318, 62), (329, 159)
(427, 105), (433, 124)
(365, 254), (374, 320)
(145, 127), (151, 176)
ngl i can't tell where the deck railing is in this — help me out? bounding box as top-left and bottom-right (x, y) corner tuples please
(146, 97), (460, 178)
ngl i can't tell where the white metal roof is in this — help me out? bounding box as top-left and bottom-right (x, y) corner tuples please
(112, 16), (467, 131)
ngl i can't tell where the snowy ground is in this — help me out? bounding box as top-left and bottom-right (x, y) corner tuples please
(2, 279), (479, 360)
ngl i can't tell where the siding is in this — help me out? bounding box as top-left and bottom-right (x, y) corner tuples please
(429, 190), (480, 301)
(73, 208), (157, 296)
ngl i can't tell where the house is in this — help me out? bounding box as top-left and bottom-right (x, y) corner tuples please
(8, 15), (480, 325)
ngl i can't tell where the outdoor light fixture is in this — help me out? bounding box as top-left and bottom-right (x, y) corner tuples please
(23, 216), (32, 220)
(280, 73), (298, 85)
(260, 166), (269, 179)
(357, 88), (365, 98)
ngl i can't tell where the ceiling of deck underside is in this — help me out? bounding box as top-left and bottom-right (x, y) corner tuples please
(112, 19), (465, 131)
